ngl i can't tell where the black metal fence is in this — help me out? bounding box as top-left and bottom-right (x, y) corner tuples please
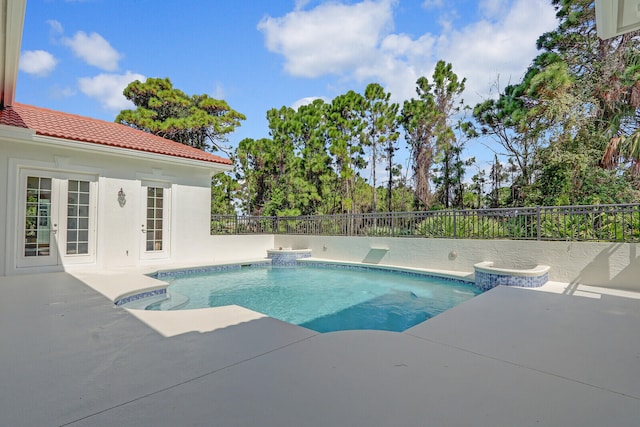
(211, 204), (640, 242)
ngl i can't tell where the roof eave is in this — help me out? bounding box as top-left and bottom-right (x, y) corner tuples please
(0, 0), (27, 108)
(24, 131), (234, 172)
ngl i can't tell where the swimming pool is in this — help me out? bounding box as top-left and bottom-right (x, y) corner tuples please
(144, 264), (481, 333)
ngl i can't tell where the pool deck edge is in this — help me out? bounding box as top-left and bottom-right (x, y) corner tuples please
(2, 272), (640, 426)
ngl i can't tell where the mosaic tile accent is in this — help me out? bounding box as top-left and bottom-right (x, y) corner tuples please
(267, 251), (312, 266)
(117, 262), (272, 307)
(115, 288), (166, 306)
(474, 270), (549, 291)
(301, 261), (472, 286)
(151, 261), (271, 279)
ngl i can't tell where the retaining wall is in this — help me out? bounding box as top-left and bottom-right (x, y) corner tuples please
(274, 235), (640, 292)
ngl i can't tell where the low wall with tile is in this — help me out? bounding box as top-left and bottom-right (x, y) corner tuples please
(473, 262), (550, 291)
(267, 249), (312, 266)
(273, 235), (640, 292)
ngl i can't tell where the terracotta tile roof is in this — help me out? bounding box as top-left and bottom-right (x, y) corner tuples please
(0, 103), (232, 166)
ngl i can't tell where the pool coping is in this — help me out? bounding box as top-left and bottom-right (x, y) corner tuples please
(299, 257), (476, 283)
(115, 257), (477, 307)
(72, 259), (480, 337)
(70, 258), (640, 339)
(4, 271), (640, 426)
(473, 261), (550, 277)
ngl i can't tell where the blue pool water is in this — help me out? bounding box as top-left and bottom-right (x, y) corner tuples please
(147, 265), (481, 333)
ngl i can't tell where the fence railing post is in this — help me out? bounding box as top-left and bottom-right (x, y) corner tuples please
(392, 212), (396, 237)
(453, 210), (457, 238)
(209, 204), (639, 243)
(536, 206), (541, 241)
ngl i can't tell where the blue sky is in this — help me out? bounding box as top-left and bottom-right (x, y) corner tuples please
(18, 0), (557, 175)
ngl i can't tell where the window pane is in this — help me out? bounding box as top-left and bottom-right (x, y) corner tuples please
(27, 177), (39, 189)
(25, 244), (37, 257)
(24, 177), (53, 258)
(80, 181), (90, 192)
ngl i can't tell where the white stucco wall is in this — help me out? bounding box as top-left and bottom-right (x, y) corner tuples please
(0, 141), (9, 276)
(0, 127), (235, 276)
(274, 235), (640, 291)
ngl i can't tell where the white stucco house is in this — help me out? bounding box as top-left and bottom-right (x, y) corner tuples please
(0, 104), (235, 276)
(0, 0), (255, 276)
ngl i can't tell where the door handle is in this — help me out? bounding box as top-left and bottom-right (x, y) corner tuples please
(141, 224), (146, 234)
(52, 224), (58, 234)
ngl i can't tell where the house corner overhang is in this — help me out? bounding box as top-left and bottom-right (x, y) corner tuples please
(1, 0), (27, 108)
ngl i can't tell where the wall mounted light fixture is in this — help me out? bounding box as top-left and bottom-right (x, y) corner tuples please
(118, 188), (126, 207)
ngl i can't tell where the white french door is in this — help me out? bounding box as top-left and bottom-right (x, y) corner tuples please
(17, 170), (97, 268)
(140, 183), (171, 260)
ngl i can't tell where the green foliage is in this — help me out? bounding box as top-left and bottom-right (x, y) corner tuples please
(362, 83), (400, 212)
(528, 140), (639, 206)
(538, 210), (640, 241)
(117, 77), (245, 152)
(403, 61), (467, 210)
(210, 173), (238, 215)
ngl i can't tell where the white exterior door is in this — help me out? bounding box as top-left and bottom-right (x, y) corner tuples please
(140, 183), (171, 260)
(17, 170), (97, 268)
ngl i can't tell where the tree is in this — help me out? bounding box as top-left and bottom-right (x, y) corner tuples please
(402, 61), (466, 210)
(117, 77), (245, 153)
(328, 91), (367, 214)
(362, 83), (400, 213)
(235, 138), (277, 215)
(402, 78), (437, 209)
(488, 154), (509, 208)
(536, 0), (640, 174)
(469, 169), (487, 209)
(210, 173), (238, 215)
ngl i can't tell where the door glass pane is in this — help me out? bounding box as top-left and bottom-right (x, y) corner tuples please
(145, 187), (163, 251)
(24, 177), (52, 257)
(66, 180), (91, 255)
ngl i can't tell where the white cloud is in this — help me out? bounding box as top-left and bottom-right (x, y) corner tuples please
(258, 0), (396, 78)
(63, 31), (122, 71)
(438, 0), (557, 106)
(47, 19), (64, 35)
(78, 71), (145, 111)
(294, 0), (311, 10)
(291, 96), (330, 110)
(479, 0), (511, 19)
(422, 0), (443, 9)
(211, 82), (225, 100)
(19, 50), (58, 77)
(49, 85), (76, 99)
(259, 0), (556, 107)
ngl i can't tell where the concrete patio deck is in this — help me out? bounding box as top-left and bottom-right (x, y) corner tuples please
(1, 270), (640, 426)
